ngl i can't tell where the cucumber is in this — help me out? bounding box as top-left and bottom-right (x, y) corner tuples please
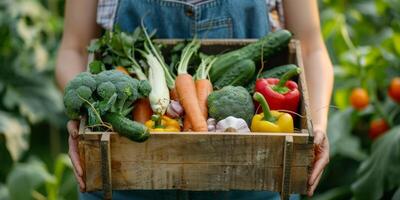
(209, 29), (292, 83)
(260, 64), (298, 79)
(212, 59), (256, 90)
(104, 112), (150, 142)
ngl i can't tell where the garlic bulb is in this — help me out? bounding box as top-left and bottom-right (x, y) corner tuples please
(216, 116), (250, 133)
(207, 118), (217, 132)
(166, 100), (184, 118)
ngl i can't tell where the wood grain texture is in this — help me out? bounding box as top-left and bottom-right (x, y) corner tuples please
(100, 133), (112, 199)
(83, 133), (313, 193)
(281, 136), (294, 200)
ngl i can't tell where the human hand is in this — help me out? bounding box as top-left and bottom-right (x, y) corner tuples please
(307, 127), (330, 196)
(67, 120), (85, 192)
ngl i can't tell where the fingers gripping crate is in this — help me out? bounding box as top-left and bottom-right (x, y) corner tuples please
(78, 40), (314, 200)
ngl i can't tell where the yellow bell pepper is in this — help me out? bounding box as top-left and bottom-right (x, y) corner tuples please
(251, 92), (294, 133)
(145, 115), (180, 132)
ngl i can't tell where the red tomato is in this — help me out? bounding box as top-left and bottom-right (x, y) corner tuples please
(350, 88), (369, 110)
(388, 77), (400, 103)
(369, 119), (390, 140)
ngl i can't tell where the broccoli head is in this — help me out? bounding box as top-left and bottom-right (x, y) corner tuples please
(64, 70), (152, 121)
(207, 86), (255, 125)
(138, 80), (151, 99)
(63, 73), (96, 119)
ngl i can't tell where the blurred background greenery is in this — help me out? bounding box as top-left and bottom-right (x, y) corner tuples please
(0, 0), (399, 199)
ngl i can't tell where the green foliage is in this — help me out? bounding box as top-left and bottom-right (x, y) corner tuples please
(3, 155), (75, 200)
(0, 0), (76, 199)
(316, 0), (400, 199)
(351, 126), (400, 200)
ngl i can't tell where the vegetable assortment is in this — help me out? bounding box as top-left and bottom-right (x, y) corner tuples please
(63, 27), (305, 142)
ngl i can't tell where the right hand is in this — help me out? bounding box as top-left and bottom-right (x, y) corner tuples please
(67, 120), (85, 191)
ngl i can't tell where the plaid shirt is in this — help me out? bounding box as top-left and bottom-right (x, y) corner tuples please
(97, 0), (284, 31)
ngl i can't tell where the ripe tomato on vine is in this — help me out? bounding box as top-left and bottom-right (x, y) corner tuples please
(350, 88), (369, 110)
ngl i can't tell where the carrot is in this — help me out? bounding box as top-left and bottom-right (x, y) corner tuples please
(175, 74), (207, 131)
(195, 79), (213, 119)
(115, 66), (130, 75)
(183, 115), (192, 131)
(170, 88), (179, 101)
(132, 98), (153, 124)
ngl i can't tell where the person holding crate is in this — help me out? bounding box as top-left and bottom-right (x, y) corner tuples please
(56, 0), (333, 199)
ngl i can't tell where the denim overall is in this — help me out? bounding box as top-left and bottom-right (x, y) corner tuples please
(81, 0), (299, 199)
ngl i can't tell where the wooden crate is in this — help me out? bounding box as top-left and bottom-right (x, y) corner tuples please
(79, 40), (314, 200)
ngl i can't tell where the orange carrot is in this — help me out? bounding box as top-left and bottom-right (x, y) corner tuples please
(175, 74), (207, 131)
(115, 66), (130, 75)
(195, 79), (213, 119)
(183, 115), (192, 131)
(170, 88), (179, 101)
(132, 98), (153, 124)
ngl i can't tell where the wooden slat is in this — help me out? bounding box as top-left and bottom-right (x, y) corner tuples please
(281, 136), (294, 200)
(293, 40), (314, 142)
(83, 134), (313, 193)
(100, 133), (112, 199)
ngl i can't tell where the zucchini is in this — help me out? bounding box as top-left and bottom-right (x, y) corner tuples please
(212, 59), (256, 90)
(209, 29), (292, 83)
(260, 64), (298, 79)
(104, 112), (150, 142)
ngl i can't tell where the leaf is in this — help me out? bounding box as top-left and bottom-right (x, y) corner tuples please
(54, 154), (72, 182)
(33, 43), (49, 71)
(393, 34), (400, 56)
(6, 158), (55, 200)
(89, 60), (105, 74)
(351, 126), (400, 200)
(0, 111), (29, 161)
(87, 40), (101, 52)
(328, 109), (368, 161)
(46, 154), (73, 200)
(2, 77), (64, 124)
(309, 186), (351, 200)
(333, 89), (350, 110)
(393, 187), (400, 200)
(0, 184), (9, 200)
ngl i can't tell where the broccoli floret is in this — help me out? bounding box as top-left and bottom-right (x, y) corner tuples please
(76, 86), (93, 100)
(63, 73), (97, 120)
(207, 86), (255, 125)
(97, 81), (116, 99)
(95, 70), (147, 116)
(138, 80), (151, 98)
(65, 72), (96, 92)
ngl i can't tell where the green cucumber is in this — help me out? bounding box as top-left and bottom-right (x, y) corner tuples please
(103, 112), (150, 142)
(209, 29), (292, 83)
(212, 59), (256, 90)
(260, 64), (298, 79)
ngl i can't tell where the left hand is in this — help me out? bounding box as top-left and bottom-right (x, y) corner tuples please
(307, 127), (330, 196)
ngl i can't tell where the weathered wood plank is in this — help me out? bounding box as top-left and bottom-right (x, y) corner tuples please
(281, 136), (294, 200)
(84, 134), (313, 193)
(100, 133), (112, 199)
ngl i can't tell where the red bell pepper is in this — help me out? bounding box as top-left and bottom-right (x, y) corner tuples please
(255, 68), (301, 115)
